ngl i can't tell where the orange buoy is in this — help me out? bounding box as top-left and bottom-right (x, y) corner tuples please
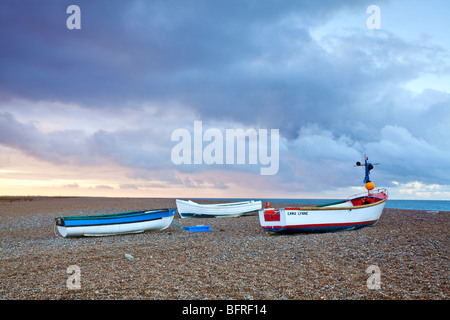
(365, 181), (375, 191)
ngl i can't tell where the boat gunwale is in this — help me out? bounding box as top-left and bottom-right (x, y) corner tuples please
(56, 208), (175, 221)
(59, 215), (174, 228)
(178, 209), (259, 217)
(176, 199), (261, 208)
(271, 198), (387, 212)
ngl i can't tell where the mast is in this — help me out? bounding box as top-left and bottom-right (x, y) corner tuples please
(355, 155), (379, 193)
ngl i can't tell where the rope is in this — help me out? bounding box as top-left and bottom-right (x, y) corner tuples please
(172, 217), (187, 230)
(171, 210), (211, 232)
(171, 210), (188, 230)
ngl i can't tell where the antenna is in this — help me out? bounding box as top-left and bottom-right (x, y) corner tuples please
(355, 155), (380, 191)
(355, 154), (379, 167)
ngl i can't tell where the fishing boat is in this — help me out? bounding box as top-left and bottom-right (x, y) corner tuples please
(55, 208), (176, 237)
(259, 156), (388, 234)
(176, 199), (262, 218)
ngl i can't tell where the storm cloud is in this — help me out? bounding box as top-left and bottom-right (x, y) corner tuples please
(1, 0), (449, 197)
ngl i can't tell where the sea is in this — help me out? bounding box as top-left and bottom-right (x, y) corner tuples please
(201, 198), (450, 212)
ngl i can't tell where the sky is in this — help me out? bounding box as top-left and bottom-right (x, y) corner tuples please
(0, 0), (449, 200)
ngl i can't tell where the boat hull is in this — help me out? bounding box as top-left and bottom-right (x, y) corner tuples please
(259, 190), (387, 234)
(55, 208), (175, 237)
(261, 219), (379, 234)
(176, 199), (262, 218)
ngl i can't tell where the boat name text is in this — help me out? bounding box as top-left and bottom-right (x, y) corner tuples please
(287, 211), (308, 216)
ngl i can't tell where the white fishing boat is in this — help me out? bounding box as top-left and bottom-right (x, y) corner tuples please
(176, 199), (262, 218)
(55, 208), (175, 237)
(259, 156), (388, 234)
(260, 189), (387, 233)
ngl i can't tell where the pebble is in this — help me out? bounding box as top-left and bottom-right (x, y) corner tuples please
(124, 254), (134, 260)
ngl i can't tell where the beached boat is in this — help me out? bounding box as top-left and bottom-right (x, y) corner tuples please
(176, 199), (262, 218)
(55, 208), (176, 237)
(259, 156), (388, 234)
(260, 189), (387, 233)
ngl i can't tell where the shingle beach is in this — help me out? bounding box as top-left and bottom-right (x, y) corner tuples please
(0, 197), (448, 300)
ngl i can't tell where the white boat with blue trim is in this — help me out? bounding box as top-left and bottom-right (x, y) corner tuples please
(55, 208), (176, 237)
(259, 156), (388, 234)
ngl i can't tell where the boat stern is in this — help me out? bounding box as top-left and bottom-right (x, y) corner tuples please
(55, 218), (68, 237)
(259, 206), (286, 230)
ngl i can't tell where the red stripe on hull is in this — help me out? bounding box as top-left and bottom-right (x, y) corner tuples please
(262, 219), (378, 229)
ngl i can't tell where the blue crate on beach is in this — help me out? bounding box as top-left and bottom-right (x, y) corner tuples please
(185, 225), (211, 232)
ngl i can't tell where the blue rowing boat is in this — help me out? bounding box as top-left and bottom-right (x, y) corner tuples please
(55, 208), (176, 237)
